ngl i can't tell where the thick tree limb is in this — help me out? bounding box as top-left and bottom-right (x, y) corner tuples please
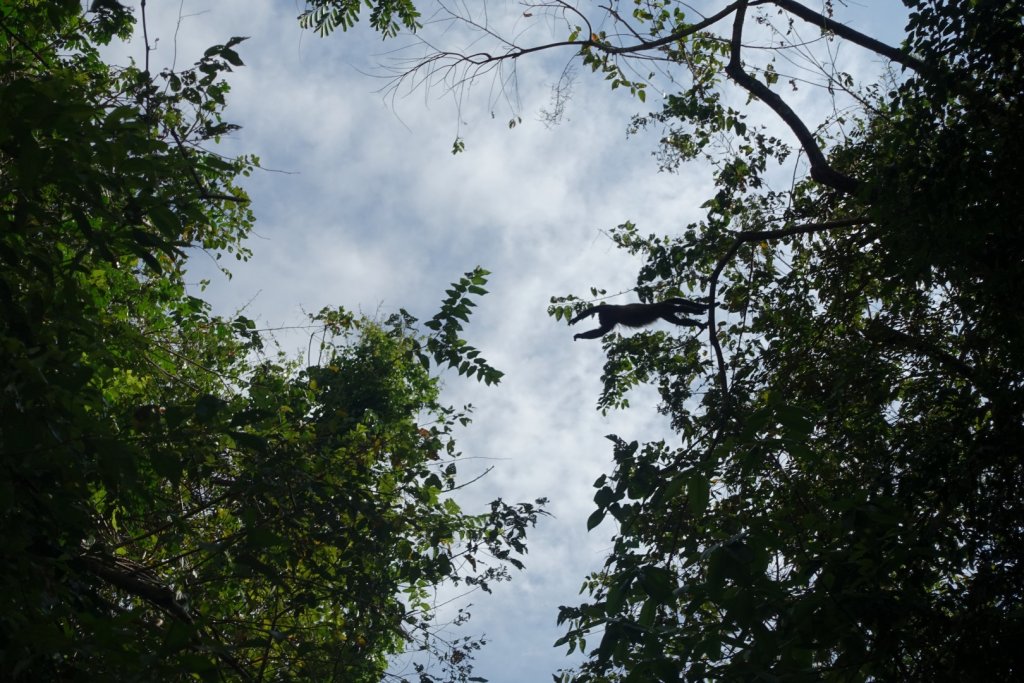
(726, 1), (860, 194)
(75, 553), (193, 623)
(76, 552), (255, 680)
(769, 0), (930, 75)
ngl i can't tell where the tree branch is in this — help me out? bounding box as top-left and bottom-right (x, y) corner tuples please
(863, 319), (994, 396)
(397, 2), (916, 199)
(394, 2), (741, 93)
(707, 217), (868, 393)
(770, 0), (930, 75)
(731, 216), (868, 243)
(725, 1), (859, 195)
(167, 126), (247, 204)
(76, 552), (255, 680)
(75, 553), (193, 623)
(596, 2), (742, 56)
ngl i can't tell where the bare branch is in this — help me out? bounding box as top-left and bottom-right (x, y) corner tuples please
(770, 0), (930, 75)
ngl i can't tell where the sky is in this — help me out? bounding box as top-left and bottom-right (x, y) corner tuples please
(102, 2), (910, 680)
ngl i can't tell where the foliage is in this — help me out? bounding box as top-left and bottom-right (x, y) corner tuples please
(549, 3), (1024, 681)
(299, 0), (421, 38)
(307, 0), (1024, 680)
(0, 3), (543, 681)
(414, 268), (504, 386)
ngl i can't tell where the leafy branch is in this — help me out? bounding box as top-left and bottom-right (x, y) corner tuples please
(415, 267), (504, 386)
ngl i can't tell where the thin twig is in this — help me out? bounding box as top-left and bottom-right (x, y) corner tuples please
(768, 0), (930, 75)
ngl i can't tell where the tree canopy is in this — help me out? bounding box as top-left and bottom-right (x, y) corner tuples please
(4, 0), (1022, 680)
(305, 0), (1024, 679)
(0, 2), (542, 680)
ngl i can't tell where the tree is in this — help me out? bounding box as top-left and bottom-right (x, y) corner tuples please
(305, 0), (1024, 679)
(0, 3), (543, 680)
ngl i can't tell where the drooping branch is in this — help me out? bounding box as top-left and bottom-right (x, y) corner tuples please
(706, 217), (868, 393)
(725, 1), (860, 195)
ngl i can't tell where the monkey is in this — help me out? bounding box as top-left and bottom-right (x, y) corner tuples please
(570, 297), (708, 340)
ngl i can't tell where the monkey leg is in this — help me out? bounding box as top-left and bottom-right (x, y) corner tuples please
(664, 297), (709, 314)
(663, 312), (707, 330)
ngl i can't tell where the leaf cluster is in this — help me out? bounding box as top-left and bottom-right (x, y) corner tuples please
(548, 2), (1024, 681)
(299, 0), (422, 38)
(0, 4), (543, 681)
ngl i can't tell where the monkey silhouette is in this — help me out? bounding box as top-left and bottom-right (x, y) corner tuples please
(570, 297), (707, 340)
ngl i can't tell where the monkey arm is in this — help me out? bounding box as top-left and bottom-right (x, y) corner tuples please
(569, 306), (602, 325)
(570, 306), (611, 340)
(573, 323), (616, 341)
